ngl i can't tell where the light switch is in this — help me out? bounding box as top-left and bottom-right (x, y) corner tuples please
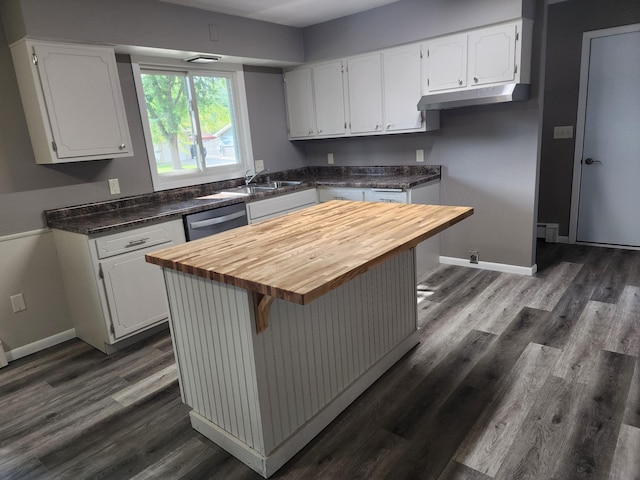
(254, 159), (265, 171)
(328, 153), (334, 165)
(553, 126), (574, 139)
(416, 149), (425, 163)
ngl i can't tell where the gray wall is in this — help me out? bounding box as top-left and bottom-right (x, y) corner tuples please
(4, 0), (303, 63)
(537, 0), (640, 236)
(0, 2), (306, 236)
(303, 0), (526, 62)
(243, 66), (306, 172)
(303, 0), (545, 268)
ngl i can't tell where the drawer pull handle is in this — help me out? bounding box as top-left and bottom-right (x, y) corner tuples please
(126, 238), (149, 248)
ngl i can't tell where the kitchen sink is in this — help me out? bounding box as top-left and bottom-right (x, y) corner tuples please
(254, 180), (302, 188)
(218, 185), (275, 196)
(218, 180), (302, 196)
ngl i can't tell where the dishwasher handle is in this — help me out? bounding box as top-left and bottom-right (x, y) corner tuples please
(189, 210), (246, 229)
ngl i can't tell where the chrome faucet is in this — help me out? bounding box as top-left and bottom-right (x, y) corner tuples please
(244, 168), (269, 185)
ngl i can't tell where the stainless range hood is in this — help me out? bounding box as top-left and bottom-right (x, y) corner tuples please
(417, 83), (530, 111)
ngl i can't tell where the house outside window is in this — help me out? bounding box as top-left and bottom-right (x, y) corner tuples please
(132, 58), (253, 191)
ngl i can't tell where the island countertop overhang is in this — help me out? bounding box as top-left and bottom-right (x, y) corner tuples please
(145, 201), (473, 305)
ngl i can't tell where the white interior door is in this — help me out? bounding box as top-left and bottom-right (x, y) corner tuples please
(573, 25), (640, 247)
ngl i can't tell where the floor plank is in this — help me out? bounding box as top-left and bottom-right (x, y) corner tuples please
(608, 424), (640, 480)
(494, 375), (585, 480)
(552, 300), (617, 384)
(455, 343), (561, 477)
(551, 350), (636, 480)
(606, 286), (640, 357)
(1, 241), (640, 479)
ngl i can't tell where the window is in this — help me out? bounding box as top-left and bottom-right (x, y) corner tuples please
(133, 60), (253, 191)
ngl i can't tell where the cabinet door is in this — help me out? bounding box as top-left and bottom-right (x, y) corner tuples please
(383, 45), (423, 131)
(284, 68), (316, 138)
(312, 61), (346, 136)
(32, 42), (132, 161)
(100, 243), (174, 339)
(423, 34), (468, 92)
(468, 23), (516, 86)
(347, 54), (383, 134)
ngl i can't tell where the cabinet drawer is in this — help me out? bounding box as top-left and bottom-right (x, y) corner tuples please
(364, 189), (408, 203)
(247, 189), (318, 221)
(95, 223), (177, 259)
(317, 187), (365, 202)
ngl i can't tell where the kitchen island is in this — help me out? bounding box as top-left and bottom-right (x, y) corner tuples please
(146, 200), (472, 478)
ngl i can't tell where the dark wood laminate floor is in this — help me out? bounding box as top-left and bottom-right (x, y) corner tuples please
(2, 241), (639, 480)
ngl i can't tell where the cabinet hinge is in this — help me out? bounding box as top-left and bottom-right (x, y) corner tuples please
(420, 49), (423, 59)
(98, 264), (104, 279)
(341, 65), (344, 73)
(427, 49), (430, 58)
(516, 32), (520, 41)
(427, 78), (430, 86)
(344, 121), (347, 129)
(514, 64), (518, 74)
(109, 323), (115, 335)
(32, 52), (38, 65)
(51, 141), (57, 152)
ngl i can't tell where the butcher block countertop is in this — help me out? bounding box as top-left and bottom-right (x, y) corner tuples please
(146, 201), (473, 305)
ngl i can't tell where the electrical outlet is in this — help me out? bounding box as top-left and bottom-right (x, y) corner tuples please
(469, 249), (479, 264)
(416, 149), (424, 163)
(254, 159), (265, 171)
(328, 153), (334, 165)
(108, 178), (120, 195)
(10, 293), (26, 313)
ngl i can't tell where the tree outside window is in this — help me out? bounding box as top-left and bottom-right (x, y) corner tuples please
(140, 69), (239, 178)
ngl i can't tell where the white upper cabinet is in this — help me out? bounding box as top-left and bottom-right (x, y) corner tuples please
(347, 53), (384, 134)
(383, 44), (424, 131)
(283, 19), (532, 138)
(468, 23), (517, 86)
(422, 20), (530, 95)
(423, 34), (468, 92)
(312, 60), (347, 137)
(284, 67), (316, 138)
(10, 39), (133, 164)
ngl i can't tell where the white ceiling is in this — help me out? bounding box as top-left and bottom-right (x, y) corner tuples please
(159, 0), (403, 28)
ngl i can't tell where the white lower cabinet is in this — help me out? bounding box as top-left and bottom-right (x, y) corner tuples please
(53, 219), (185, 353)
(318, 182), (440, 277)
(247, 189), (318, 224)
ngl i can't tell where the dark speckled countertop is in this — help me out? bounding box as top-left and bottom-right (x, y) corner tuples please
(45, 165), (440, 235)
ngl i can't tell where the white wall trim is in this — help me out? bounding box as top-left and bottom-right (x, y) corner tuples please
(5, 329), (76, 362)
(440, 256), (537, 276)
(0, 228), (50, 243)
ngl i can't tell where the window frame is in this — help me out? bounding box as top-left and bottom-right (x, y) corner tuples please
(131, 56), (254, 191)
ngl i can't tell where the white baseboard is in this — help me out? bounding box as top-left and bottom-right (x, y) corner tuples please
(5, 329), (76, 362)
(558, 236), (569, 244)
(440, 256), (537, 276)
(0, 341), (8, 368)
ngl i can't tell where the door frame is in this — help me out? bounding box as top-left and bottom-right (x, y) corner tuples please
(569, 22), (640, 244)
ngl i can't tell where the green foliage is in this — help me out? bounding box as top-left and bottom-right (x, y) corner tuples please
(193, 75), (232, 134)
(141, 73), (190, 146)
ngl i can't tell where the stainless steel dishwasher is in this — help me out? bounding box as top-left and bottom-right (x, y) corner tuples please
(183, 202), (248, 241)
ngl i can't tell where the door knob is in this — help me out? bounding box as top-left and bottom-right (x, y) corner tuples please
(584, 158), (602, 165)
